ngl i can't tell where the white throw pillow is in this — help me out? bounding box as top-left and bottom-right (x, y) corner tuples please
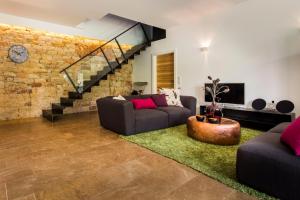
(113, 95), (126, 101)
(159, 88), (183, 107)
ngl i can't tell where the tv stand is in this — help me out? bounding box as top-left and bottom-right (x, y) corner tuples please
(200, 105), (295, 130)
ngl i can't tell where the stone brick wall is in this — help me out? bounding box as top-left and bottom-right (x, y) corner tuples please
(0, 24), (133, 120)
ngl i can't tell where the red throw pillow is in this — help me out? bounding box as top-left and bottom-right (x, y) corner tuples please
(130, 98), (157, 109)
(151, 94), (168, 107)
(281, 116), (300, 156)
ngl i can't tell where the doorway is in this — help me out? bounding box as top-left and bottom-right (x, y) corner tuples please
(151, 50), (177, 93)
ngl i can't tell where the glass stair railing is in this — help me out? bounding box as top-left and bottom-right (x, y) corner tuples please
(60, 22), (149, 94)
(43, 22), (152, 122)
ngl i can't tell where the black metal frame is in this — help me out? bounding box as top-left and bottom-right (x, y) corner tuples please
(63, 70), (79, 93)
(100, 47), (113, 71)
(115, 38), (126, 61)
(140, 23), (150, 44)
(60, 22), (142, 73)
(59, 22), (148, 93)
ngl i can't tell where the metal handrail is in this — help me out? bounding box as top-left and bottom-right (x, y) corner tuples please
(60, 22), (142, 73)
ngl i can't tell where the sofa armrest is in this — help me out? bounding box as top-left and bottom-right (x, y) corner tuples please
(96, 97), (135, 135)
(268, 122), (290, 134)
(180, 95), (197, 115)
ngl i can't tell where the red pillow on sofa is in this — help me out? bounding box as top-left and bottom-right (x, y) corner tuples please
(281, 116), (300, 156)
(130, 98), (157, 109)
(151, 94), (168, 107)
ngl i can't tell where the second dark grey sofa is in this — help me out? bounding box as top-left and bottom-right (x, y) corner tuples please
(236, 122), (300, 200)
(96, 94), (196, 135)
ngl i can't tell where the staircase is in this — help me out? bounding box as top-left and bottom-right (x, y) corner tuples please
(42, 22), (165, 122)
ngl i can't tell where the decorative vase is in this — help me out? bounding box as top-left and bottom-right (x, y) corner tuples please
(205, 103), (218, 118)
(205, 103), (223, 123)
(214, 108), (223, 123)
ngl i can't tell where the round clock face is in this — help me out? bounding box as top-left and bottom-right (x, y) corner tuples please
(8, 45), (28, 64)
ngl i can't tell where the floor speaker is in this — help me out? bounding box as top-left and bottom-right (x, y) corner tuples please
(252, 98), (266, 110)
(276, 100), (294, 113)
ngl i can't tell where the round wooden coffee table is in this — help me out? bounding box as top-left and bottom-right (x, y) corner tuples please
(187, 116), (241, 145)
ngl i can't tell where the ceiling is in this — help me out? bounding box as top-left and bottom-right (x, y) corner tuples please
(0, 0), (245, 28)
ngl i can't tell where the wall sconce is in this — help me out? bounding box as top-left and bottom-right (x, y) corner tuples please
(199, 41), (211, 52)
(200, 47), (209, 52)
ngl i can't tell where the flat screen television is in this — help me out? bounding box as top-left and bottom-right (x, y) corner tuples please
(205, 83), (245, 105)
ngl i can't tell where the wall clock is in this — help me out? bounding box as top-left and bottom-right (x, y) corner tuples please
(8, 45), (29, 64)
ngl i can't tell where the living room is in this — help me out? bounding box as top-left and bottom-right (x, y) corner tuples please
(0, 0), (299, 200)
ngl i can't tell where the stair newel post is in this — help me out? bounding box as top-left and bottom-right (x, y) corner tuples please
(139, 23), (150, 45)
(115, 38), (126, 61)
(62, 70), (79, 93)
(100, 47), (114, 72)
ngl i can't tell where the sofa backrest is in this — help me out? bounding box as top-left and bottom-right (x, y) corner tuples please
(124, 94), (155, 101)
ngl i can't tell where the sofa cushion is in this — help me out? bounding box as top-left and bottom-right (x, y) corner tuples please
(159, 88), (183, 107)
(281, 117), (300, 156)
(238, 132), (297, 163)
(135, 109), (168, 133)
(157, 106), (192, 126)
(151, 94), (168, 107)
(125, 95), (153, 101)
(130, 98), (157, 109)
(112, 95), (126, 101)
(237, 132), (300, 200)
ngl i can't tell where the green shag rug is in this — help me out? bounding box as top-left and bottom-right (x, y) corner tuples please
(121, 125), (276, 200)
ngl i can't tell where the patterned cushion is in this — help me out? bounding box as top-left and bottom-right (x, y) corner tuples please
(159, 88), (183, 107)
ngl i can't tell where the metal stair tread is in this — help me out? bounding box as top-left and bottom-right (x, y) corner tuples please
(43, 109), (62, 115)
(52, 103), (65, 109)
(68, 92), (82, 99)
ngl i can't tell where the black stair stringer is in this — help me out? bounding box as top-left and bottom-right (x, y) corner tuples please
(42, 43), (150, 122)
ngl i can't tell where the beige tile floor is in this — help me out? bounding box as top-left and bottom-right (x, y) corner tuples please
(0, 112), (256, 200)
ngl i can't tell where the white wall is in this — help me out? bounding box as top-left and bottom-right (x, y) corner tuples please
(133, 0), (300, 115)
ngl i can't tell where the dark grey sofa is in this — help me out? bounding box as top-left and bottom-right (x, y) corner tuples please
(96, 94), (196, 135)
(237, 122), (300, 200)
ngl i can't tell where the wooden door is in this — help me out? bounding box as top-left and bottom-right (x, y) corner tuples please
(156, 52), (174, 89)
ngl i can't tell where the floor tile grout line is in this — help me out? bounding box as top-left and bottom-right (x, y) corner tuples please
(162, 175), (199, 199)
(33, 193), (37, 200)
(4, 183), (8, 200)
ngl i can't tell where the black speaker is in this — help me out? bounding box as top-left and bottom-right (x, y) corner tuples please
(276, 100), (294, 113)
(200, 106), (206, 115)
(252, 98), (266, 110)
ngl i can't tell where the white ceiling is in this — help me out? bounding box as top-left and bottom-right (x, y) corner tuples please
(0, 0), (245, 28)
(76, 14), (136, 40)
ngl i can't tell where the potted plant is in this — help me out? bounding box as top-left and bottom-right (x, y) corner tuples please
(205, 76), (230, 122)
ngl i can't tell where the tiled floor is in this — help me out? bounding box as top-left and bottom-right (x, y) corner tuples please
(0, 112), (256, 200)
